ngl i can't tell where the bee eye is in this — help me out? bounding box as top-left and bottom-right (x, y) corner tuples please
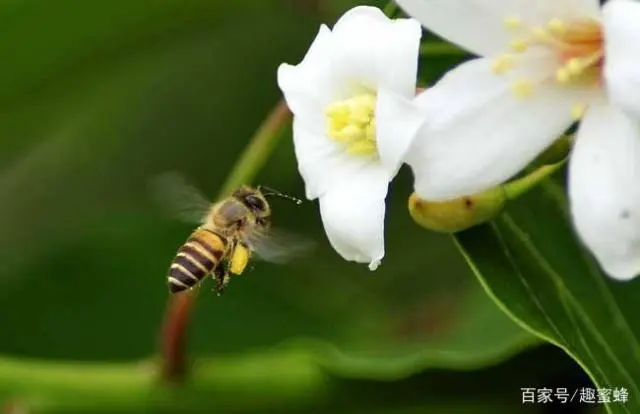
(257, 217), (271, 229)
(245, 195), (265, 211)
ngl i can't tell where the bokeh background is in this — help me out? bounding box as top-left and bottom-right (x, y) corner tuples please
(0, 0), (603, 412)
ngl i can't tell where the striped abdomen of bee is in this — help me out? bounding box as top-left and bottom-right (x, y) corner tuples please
(167, 228), (228, 293)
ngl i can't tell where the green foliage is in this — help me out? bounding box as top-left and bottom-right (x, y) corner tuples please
(1, 345), (583, 413)
(455, 175), (640, 413)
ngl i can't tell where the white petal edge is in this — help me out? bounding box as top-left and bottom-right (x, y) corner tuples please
(277, 24), (336, 134)
(569, 102), (640, 281)
(406, 57), (578, 201)
(394, 0), (601, 57)
(292, 118), (378, 200)
(329, 6), (422, 98)
(603, 0), (640, 120)
(375, 88), (426, 176)
(318, 165), (389, 270)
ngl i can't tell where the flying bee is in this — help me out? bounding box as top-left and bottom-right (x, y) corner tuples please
(151, 172), (313, 295)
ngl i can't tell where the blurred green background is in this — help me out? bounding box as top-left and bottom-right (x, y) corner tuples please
(0, 0), (602, 412)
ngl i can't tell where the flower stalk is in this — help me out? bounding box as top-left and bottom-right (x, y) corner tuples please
(219, 100), (291, 197)
(502, 159), (567, 201)
(383, 1), (398, 18)
(159, 100), (291, 384)
(419, 41), (465, 56)
(530, 135), (573, 168)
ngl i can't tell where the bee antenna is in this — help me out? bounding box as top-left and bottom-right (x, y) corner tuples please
(258, 185), (303, 205)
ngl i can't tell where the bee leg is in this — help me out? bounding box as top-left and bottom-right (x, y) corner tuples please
(229, 242), (252, 275)
(213, 262), (230, 296)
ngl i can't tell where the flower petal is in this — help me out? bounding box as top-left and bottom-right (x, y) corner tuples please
(292, 119), (377, 200)
(406, 57), (578, 201)
(375, 88), (427, 176)
(394, 0), (601, 57)
(569, 102), (640, 281)
(277, 24), (336, 134)
(603, 0), (640, 120)
(330, 6), (422, 98)
(318, 165), (389, 270)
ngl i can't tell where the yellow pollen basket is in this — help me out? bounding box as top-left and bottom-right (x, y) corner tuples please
(229, 243), (251, 275)
(325, 93), (377, 157)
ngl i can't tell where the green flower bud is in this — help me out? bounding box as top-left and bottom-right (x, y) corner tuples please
(408, 187), (506, 233)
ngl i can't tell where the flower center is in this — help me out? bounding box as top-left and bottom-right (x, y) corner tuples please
(492, 16), (604, 119)
(325, 93), (377, 157)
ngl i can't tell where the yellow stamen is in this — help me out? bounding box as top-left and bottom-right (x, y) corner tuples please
(325, 93), (377, 157)
(491, 54), (515, 74)
(511, 79), (534, 98)
(532, 26), (550, 41)
(365, 120), (376, 142)
(503, 16), (522, 30)
(493, 14), (604, 92)
(346, 139), (377, 156)
(336, 124), (365, 142)
(571, 103), (588, 120)
(325, 103), (348, 128)
(547, 18), (567, 35)
(556, 68), (571, 83)
(509, 39), (529, 53)
(569, 51), (603, 75)
(566, 58), (584, 76)
(554, 50), (603, 85)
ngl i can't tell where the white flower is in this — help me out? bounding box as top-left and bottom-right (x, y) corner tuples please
(276, 6), (424, 270)
(396, 0), (640, 280)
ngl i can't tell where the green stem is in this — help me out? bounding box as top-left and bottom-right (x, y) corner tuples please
(502, 159), (568, 201)
(159, 99), (292, 384)
(0, 351), (326, 413)
(420, 41), (466, 56)
(531, 134), (573, 167)
(218, 100), (291, 197)
(383, 1), (397, 18)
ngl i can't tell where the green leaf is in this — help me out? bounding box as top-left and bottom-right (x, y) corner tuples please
(454, 177), (640, 413)
(0, 0), (532, 379)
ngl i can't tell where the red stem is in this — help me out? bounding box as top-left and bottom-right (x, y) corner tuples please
(160, 291), (195, 383)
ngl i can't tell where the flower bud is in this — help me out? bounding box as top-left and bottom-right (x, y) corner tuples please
(408, 187), (506, 233)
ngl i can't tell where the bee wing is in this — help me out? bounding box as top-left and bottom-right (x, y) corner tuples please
(150, 171), (212, 224)
(244, 228), (315, 264)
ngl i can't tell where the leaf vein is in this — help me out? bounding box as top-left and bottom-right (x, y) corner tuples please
(502, 214), (640, 401)
(491, 220), (569, 345)
(541, 180), (640, 359)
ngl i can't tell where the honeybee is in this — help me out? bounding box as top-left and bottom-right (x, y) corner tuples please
(152, 172), (312, 295)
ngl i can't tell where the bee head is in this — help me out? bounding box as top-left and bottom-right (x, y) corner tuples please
(233, 186), (271, 218)
(233, 185), (302, 220)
